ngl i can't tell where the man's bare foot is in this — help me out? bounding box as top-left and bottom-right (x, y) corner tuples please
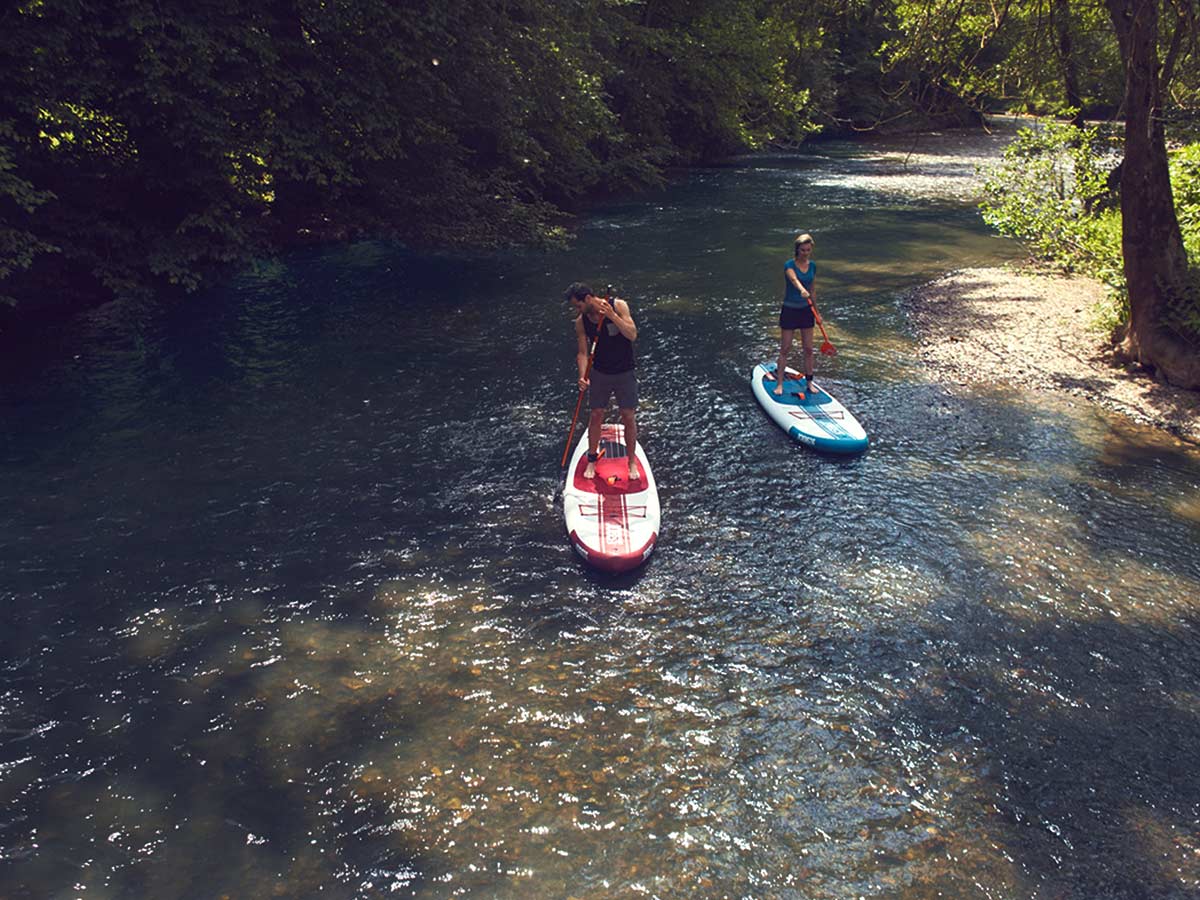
(584, 463), (596, 479)
(773, 384), (784, 395)
(628, 465), (640, 482)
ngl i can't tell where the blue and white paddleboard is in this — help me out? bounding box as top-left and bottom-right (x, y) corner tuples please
(750, 362), (868, 454)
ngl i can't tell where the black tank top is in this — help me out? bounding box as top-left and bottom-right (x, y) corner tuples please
(583, 313), (635, 374)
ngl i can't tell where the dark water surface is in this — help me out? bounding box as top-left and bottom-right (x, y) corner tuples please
(3, 129), (1200, 899)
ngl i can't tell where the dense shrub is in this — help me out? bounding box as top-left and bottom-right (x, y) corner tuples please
(1172, 143), (1200, 262)
(981, 123), (1200, 337)
(0, 0), (820, 318)
(980, 121), (1126, 325)
(1168, 142), (1200, 338)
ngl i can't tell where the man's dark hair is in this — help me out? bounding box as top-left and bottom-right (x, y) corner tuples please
(564, 282), (593, 303)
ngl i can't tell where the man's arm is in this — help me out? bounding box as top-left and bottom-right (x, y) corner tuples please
(595, 297), (637, 341)
(575, 317), (591, 385)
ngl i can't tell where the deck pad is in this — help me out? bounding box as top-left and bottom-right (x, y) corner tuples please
(572, 444), (647, 494)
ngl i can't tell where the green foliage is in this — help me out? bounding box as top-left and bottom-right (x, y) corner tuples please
(597, 2), (817, 162)
(998, 2), (1123, 118)
(1171, 143), (1200, 256)
(0, 0), (825, 313)
(981, 127), (1200, 337)
(876, 0), (1126, 124)
(981, 122), (1116, 265)
(0, 0), (1191, 319)
(882, 0), (1006, 112)
(1168, 142), (1200, 337)
(980, 121), (1127, 323)
(0, 121), (58, 306)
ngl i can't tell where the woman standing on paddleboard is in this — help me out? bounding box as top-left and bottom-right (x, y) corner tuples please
(770, 233), (819, 398)
(565, 283), (639, 481)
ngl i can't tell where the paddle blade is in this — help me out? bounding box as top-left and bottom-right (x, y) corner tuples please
(820, 340), (837, 356)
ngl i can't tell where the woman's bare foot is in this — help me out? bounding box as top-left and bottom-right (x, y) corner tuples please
(628, 464), (641, 481)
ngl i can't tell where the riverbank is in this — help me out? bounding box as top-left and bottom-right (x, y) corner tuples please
(904, 266), (1200, 445)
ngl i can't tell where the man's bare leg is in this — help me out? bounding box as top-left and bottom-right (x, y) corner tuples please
(584, 408), (604, 478)
(621, 408), (639, 481)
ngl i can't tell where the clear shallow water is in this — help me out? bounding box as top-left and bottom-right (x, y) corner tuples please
(2, 128), (1200, 899)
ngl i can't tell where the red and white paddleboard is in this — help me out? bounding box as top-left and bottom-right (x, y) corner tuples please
(563, 423), (660, 573)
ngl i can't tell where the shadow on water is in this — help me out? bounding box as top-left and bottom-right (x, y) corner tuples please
(2, 579), (440, 897)
(825, 386), (1200, 898)
(840, 555), (1200, 898)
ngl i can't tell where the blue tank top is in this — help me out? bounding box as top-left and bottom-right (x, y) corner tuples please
(783, 259), (816, 308)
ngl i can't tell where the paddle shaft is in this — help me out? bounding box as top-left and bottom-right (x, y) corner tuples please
(560, 289), (612, 468)
(804, 291), (837, 354)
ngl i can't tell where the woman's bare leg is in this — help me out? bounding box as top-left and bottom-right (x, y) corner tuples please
(801, 327), (815, 391)
(774, 329), (794, 395)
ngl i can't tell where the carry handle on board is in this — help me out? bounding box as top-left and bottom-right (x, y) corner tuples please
(560, 285), (612, 468)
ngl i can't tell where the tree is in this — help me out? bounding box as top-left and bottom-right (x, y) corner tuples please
(0, 0), (824, 319)
(1051, 0), (1086, 126)
(1105, 0), (1200, 387)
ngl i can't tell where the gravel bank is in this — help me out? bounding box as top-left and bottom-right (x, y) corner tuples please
(904, 266), (1200, 444)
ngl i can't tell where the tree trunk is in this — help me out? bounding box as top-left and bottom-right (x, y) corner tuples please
(1105, 0), (1200, 388)
(1051, 0), (1085, 127)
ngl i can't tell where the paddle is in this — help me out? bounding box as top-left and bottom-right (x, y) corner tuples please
(560, 286), (611, 469)
(805, 293), (837, 356)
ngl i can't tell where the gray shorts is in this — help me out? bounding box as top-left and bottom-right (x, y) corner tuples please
(589, 368), (638, 410)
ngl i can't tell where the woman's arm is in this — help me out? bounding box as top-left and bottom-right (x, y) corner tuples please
(786, 266), (811, 300)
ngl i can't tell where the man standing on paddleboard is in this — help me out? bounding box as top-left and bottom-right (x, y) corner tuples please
(565, 282), (639, 481)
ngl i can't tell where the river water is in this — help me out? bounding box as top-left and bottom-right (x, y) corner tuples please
(3, 127), (1199, 900)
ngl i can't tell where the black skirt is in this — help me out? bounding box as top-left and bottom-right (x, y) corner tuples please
(779, 304), (815, 330)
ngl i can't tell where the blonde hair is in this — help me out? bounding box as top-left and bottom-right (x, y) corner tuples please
(794, 233), (814, 251)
